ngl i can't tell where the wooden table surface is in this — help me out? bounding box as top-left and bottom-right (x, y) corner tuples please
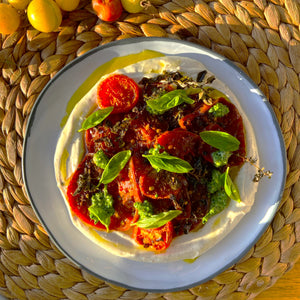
(256, 259), (300, 299)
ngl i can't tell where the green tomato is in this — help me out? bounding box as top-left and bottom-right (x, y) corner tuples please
(27, 0), (62, 33)
(120, 0), (145, 13)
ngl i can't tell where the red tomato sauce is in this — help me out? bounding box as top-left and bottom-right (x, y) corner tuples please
(66, 72), (246, 251)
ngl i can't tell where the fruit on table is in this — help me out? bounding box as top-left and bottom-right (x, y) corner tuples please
(27, 0), (62, 32)
(8, 0), (30, 10)
(0, 3), (21, 35)
(92, 0), (123, 22)
(55, 0), (80, 11)
(120, 0), (145, 13)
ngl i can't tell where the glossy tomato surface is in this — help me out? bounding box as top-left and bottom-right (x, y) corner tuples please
(92, 0), (123, 22)
(133, 221), (174, 251)
(97, 74), (140, 114)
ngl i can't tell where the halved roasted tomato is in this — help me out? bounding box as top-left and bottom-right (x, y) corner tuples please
(155, 128), (201, 161)
(139, 168), (184, 199)
(97, 74), (140, 114)
(133, 221), (174, 251)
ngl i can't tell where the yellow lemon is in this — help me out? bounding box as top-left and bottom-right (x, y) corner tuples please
(55, 0), (80, 11)
(8, 0), (30, 10)
(27, 0), (62, 33)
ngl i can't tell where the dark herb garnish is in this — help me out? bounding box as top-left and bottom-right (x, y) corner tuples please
(197, 70), (207, 82)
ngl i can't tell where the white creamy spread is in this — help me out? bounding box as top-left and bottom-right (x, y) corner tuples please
(54, 56), (258, 263)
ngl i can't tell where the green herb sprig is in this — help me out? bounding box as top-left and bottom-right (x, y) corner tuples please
(146, 89), (194, 115)
(142, 146), (193, 173)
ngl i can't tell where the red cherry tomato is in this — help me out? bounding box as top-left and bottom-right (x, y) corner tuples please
(92, 0), (123, 22)
(97, 74), (140, 114)
(133, 222), (174, 251)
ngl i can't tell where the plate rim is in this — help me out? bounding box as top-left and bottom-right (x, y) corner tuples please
(22, 36), (287, 292)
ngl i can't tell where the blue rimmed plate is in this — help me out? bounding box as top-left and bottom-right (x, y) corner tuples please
(22, 37), (286, 292)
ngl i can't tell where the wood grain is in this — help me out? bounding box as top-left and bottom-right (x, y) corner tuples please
(256, 260), (300, 299)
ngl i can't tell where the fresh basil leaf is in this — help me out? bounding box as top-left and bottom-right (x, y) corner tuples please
(199, 130), (240, 152)
(142, 153), (193, 173)
(135, 210), (182, 229)
(100, 150), (131, 184)
(208, 103), (230, 117)
(146, 90), (194, 115)
(212, 150), (232, 167)
(79, 106), (113, 132)
(93, 149), (109, 169)
(224, 167), (241, 202)
(202, 191), (230, 224)
(88, 185), (114, 231)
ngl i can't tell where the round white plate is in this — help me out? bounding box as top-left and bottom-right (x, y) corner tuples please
(22, 37), (286, 292)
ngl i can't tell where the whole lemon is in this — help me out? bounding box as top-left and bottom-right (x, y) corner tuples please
(8, 0), (31, 10)
(0, 3), (21, 35)
(27, 0), (62, 33)
(55, 0), (80, 11)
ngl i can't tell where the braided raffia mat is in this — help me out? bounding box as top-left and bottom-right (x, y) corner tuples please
(0, 0), (300, 298)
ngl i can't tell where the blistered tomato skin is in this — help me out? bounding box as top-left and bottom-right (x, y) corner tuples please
(55, 0), (80, 11)
(0, 4), (20, 35)
(27, 0), (62, 33)
(92, 0), (123, 22)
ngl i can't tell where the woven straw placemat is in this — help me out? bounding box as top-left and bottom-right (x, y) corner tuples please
(0, 0), (299, 299)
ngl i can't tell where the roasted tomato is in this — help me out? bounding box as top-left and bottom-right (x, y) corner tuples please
(155, 128), (201, 161)
(139, 168), (185, 199)
(85, 125), (120, 154)
(199, 122), (245, 167)
(133, 221), (174, 251)
(92, 0), (123, 22)
(97, 74), (140, 114)
(67, 155), (137, 231)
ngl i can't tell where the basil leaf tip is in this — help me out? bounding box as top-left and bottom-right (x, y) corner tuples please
(224, 167), (241, 202)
